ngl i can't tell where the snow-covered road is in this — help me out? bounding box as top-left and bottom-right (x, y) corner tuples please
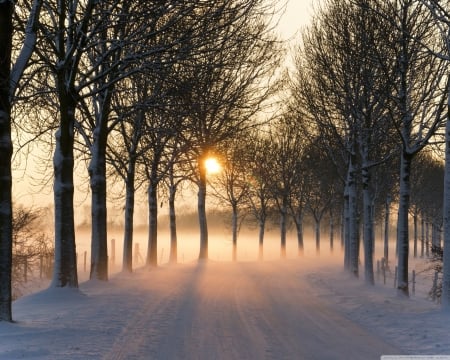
(141, 261), (401, 360)
(1, 259), (406, 359)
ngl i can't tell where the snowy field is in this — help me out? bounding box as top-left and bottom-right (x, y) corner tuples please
(1, 233), (450, 360)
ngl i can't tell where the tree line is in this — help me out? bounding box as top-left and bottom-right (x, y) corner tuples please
(2, 0), (450, 323)
(0, 0), (282, 322)
(287, 0), (450, 302)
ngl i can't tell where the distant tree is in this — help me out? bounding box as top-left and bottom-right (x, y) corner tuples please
(165, 141), (189, 264)
(246, 134), (275, 259)
(302, 139), (340, 255)
(268, 118), (305, 258)
(107, 98), (146, 272)
(292, 0), (436, 288)
(179, 0), (281, 260)
(142, 111), (178, 267)
(376, 0), (446, 296)
(419, 0), (450, 310)
(12, 206), (53, 299)
(410, 152), (444, 258)
(210, 137), (251, 261)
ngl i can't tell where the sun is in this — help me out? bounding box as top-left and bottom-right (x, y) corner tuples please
(205, 157), (221, 174)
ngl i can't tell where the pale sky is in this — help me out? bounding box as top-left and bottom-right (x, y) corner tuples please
(277, 0), (315, 42)
(13, 1), (318, 209)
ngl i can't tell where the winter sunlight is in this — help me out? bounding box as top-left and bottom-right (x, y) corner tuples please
(3, 0), (450, 359)
(204, 157), (221, 175)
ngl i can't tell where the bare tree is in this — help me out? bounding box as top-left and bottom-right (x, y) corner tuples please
(12, 206), (53, 299)
(377, 0), (446, 296)
(246, 133), (274, 260)
(107, 97), (146, 272)
(179, 0), (281, 260)
(292, 0), (425, 286)
(268, 118), (305, 258)
(302, 139), (340, 255)
(32, 0), (107, 288)
(209, 137), (251, 261)
(0, 0), (14, 322)
(418, 0), (450, 309)
(0, 0), (41, 321)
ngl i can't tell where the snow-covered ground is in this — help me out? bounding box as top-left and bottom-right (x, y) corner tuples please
(1, 249), (449, 360)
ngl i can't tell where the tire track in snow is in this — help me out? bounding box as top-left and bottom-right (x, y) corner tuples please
(99, 260), (401, 359)
(101, 265), (203, 360)
(238, 261), (402, 360)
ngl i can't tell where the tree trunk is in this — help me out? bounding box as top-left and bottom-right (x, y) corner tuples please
(258, 219), (265, 260)
(329, 209), (334, 252)
(340, 208), (345, 250)
(420, 215), (425, 258)
(442, 107), (450, 310)
(294, 213), (304, 255)
(169, 184), (177, 264)
(396, 150), (412, 296)
(89, 142), (108, 281)
(343, 182), (350, 270)
(147, 182), (158, 266)
(315, 219), (320, 254)
(0, 1), (13, 321)
(280, 202), (287, 258)
(347, 159), (359, 277)
(198, 158), (208, 260)
(52, 120), (78, 288)
(232, 203), (238, 262)
(413, 210), (418, 258)
(362, 167), (374, 285)
(384, 196), (391, 262)
(122, 160), (136, 272)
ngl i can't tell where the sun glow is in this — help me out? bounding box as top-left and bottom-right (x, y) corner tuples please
(205, 157), (221, 174)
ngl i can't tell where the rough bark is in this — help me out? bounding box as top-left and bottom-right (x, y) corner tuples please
(397, 150), (412, 296)
(413, 210), (418, 258)
(315, 220), (321, 254)
(346, 159), (359, 277)
(0, 0), (13, 321)
(122, 159), (136, 272)
(384, 196), (391, 262)
(420, 216), (425, 258)
(280, 201), (287, 259)
(232, 203), (238, 262)
(362, 167), (375, 285)
(89, 141), (108, 281)
(343, 183), (350, 270)
(329, 209), (334, 252)
(169, 184), (177, 264)
(147, 182), (158, 267)
(52, 119), (78, 288)
(442, 108), (450, 310)
(294, 213), (304, 255)
(198, 159), (208, 260)
(258, 219), (265, 260)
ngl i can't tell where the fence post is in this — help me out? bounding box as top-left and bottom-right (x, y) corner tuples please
(111, 238), (115, 268)
(394, 266), (398, 288)
(412, 270), (416, 296)
(39, 255), (43, 279)
(24, 256), (28, 283)
(432, 271), (439, 301)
